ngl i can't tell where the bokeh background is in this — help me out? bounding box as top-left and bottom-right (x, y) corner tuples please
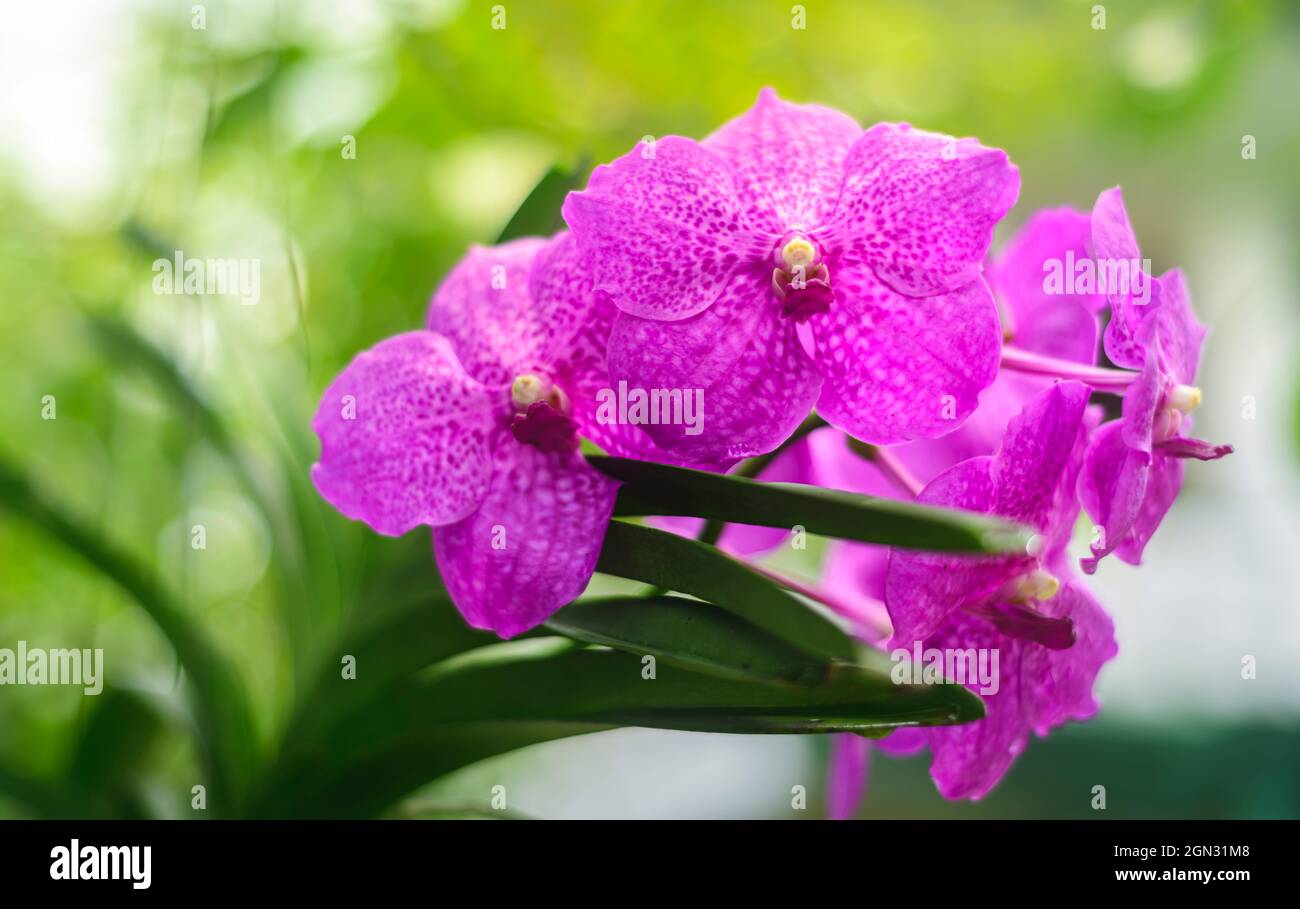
(1, 0), (1298, 818)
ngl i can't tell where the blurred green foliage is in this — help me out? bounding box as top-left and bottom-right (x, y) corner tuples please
(1, 0), (1298, 819)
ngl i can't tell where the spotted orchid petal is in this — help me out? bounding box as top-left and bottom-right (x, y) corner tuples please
(311, 331), (502, 538)
(427, 238), (551, 386)
(1091, 187), (1159, 370)
(831, 122), (1020, 298)
(812, 258), (1002, 444)
(885, 382), (1090, 645)
(607, 265), (821, 469)
(433, 443), (619, 638)
(562, 137), (764, 322)
(703, 87), (862, 234)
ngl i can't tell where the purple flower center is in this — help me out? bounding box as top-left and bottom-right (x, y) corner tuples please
(508, 373), (579, 453)
(771, 235), (832, 323)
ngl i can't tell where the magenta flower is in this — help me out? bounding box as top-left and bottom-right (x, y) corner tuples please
(1079, 269), (1232, 572)
(885, 381), (1095, 647)
(883, 383), (1117, 798)
(823, 383), (1116, 801)
(563, 88), (1020, 467)
(311, 235), (634, 637)
(1076, 189), (1232, 572)
(920, 568), (1115, 799)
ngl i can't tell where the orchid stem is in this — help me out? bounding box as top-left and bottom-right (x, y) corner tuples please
(748, 562), (892, 646)
(1000, 344), (1138, 392)
(845, 437), (924, 499)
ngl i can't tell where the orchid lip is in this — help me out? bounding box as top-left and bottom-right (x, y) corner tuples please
(968, 601), (1077, 650)
(1152, 436), (1234, 461)
(510, 400), (579, 453)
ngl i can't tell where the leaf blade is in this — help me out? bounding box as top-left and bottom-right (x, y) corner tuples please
(0, 454), (258, 814)
(596, 520), (854, 661)
(591, 455), (1031, 553)
(545, 595), (831, 685)
(495, 157), (590, 242)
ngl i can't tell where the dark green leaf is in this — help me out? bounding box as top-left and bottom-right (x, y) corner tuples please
(67, 687), (166, 818)
(264, 646), (982, 817)
(271, 586), (497, 771)
(591, 455), (1031, 553)
(420, 647), (983, 732)
(545, 595), (831, 685)
(596, 521), (854, 661)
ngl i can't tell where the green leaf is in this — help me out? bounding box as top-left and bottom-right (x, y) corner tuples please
(0, 760), (82, 819)
(67, 687), (166, 818)
(0, 454), (258, 815)
(591, 455), (1031, 553)
(423, 647), (983, 732)
(263, 646), (982, 817)
(271, 585), (497, 772)
(596, 521), (854, 661)
(545, 595), (831, 685)
(495, 157), (590, 242)
(84, 315), (242, 467)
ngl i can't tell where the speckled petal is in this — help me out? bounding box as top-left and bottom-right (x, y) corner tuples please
(989, 380), (1091, 537)
(607, 265), (822, 468)
(1078, 420), (1151, 574)
(812, 260), (1002, 445)
(884, 456), (1019, 646)
(1023, 570), (1118, 734)
(433, 443), (619, 638)
(1151, 269), (1205, 386)
(529, 232), (684, 463)
(988, 207), (1102, 363)
(562, 137), (764, 322)
(1120, 344), (1161, 454)
(426, 238), (550, 385)
(311, 331), (501, 537)
(885, 382), (1089, 643)
(924, 612), (1028, 801)
(1092, 187), (1159, 370)
(703, 87), (862, 234)
(1113, 451), (1184, 566)
(831, 123), (1020, 297)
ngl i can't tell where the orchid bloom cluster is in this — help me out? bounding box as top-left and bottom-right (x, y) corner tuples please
(310, 89), (1232, 806)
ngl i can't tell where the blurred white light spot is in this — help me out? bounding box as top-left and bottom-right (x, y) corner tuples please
(1119, 13), (1203, 91)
